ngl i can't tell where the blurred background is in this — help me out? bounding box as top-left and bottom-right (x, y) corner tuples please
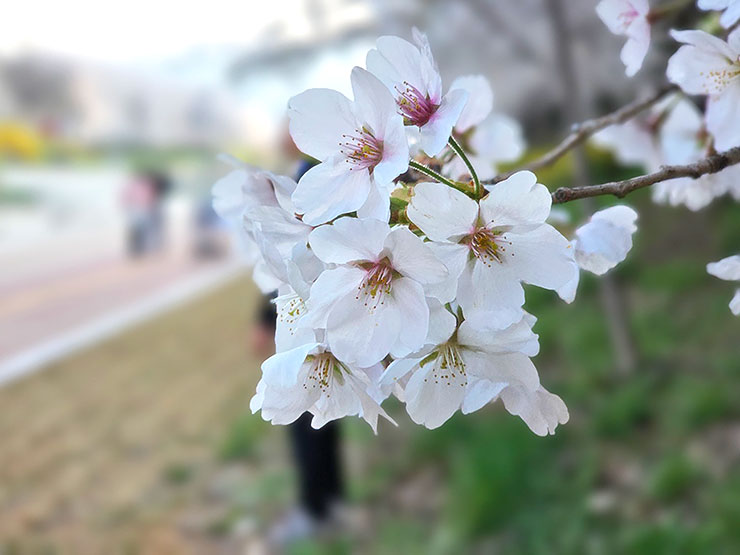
(1, 0), (739, 553)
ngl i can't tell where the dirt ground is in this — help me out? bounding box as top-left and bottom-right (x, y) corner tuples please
(0, 276), (283, 554)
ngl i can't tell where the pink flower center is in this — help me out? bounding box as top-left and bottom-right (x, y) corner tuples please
(356, 260), (394, 311)
(464, 227), (510, 266)
(340, 126), (384, 171)
(395, 81), (439, 127)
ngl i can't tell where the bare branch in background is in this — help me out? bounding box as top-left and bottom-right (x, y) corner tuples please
(488, 84), (679, 183)
(552, 146), (740, 203)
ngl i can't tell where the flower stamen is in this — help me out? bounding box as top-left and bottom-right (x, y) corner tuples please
(394, 81), (438, 127)
(340, 126), (384, 171)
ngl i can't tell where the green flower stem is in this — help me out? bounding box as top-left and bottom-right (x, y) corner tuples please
(408, 160), (472, 196)
(447, 136), (481, 198)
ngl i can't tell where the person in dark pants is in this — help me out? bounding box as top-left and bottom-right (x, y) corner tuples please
(259, 154), (345, 545)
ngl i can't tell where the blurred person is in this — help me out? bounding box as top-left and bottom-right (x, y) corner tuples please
(120, 169), (171, 258)
(251, 125), (345, 548)
(121, 170), (156, 258)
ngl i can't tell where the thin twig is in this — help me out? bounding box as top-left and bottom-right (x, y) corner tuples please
(488, 84), (679, 184)
(552, 146), (740, 204)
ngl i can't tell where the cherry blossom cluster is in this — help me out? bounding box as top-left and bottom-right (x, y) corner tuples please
(214, 4), (740, 432)
(212, 31), (646, 434)
(596, 0), (740, 313)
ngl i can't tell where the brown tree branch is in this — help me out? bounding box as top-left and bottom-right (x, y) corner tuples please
(488, 84), (679, 184)
(552, 146), (740, 204)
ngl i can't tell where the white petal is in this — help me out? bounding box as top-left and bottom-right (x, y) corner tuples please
(621, 18), (650, 77)
(389, 277), (430, 358)
(667, 30), (738, 96)
(261, 342), (321, 389)
(573, 205), (638, 275)
(292, 157), (373, 225)
(404, 353), (467, 429)
(471, 114), (526, 164)
(500, 385), (569, 436)
(706, 255), (740, 281)
(480, 171), (552, 228)
(367, 35), (428, 94)
(458, 313), (540, 357)
(456, 259), (526, 329)
(465, 351), (540, 391)
(730, 289), (740, 315)
(721, 3), (740, 27)
(706, 83), (740, 151)
(350, 66), (398, 136)
(419, 88), (468, 156)
(306, 266), (365, 329)
(423, 242), (469, 304)
(309, 216), (390, 265)
(325, 292), (401, 367)
(461, 377), (507, 414)
(407, 181), (478, 242)
(503, 225), (579, 301)
(356, 180), (391, 222)
(450, 74), (494, 133)
(288, 88), (357, 160)
(425, 298), (457, 346)
(275, 293), (316, 353)
(384, 226), (449, 284)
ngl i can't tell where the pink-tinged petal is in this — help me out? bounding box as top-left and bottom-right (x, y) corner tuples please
(308, 216), (389, 265)
(372, 115), (409, 185)
(404, 352), (467, 429)
(596, 0), (641, 34)
(261, 342), (321, 389)
(503, 225), (579, 301)
(325, 293), (401, 367)
(411, 28), (443, 101)
(456, 259), (525, 329)
(292, 157), (373, 225)
(407, 181), (478, 242)
(706, 83), (740, 151)
(621, 18), (650, 77)
(288, 88), (357, 160)
(667, 30), (738, 95)
(389, 277), (430, 357)
(480, 171), (552, 228)
(450, 74), (494, 133)
(367, 36), (427, 92)
(500, 385), (569, 436)
(306, 266), (365, 329)
(384, 226), (448, 284)
(419, 88), (468, 156)
(706, 255), (740, 281)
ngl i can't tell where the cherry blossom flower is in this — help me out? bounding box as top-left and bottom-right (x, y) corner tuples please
(366, 29), (469, 157)
(251, 342), (393, 432)
(288, 67), (409, 225)
(667, 29), (740, 151)
(572, 206), (638, 276)
(596, 0), (651, 77)
(445, 75), (525, 181)
(380, 310), (567, 434)
(211, 157), (300, 292)
(406, 173), (578, 329)
(306, 217), (448, 368)
(698, 0), (740, 28)
(706, 255), (740, 315)
(651, 97), (739, 209)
